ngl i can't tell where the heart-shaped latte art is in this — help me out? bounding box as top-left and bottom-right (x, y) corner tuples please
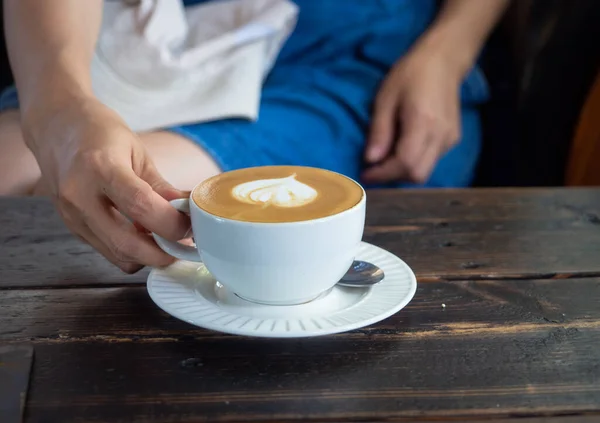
(231, 174), (318, 208)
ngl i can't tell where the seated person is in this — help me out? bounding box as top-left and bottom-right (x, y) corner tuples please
(0, 0), (509, 272)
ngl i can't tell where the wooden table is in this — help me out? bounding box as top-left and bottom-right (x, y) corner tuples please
(1, 188), (600, 423)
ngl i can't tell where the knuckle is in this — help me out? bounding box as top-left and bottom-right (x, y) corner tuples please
(409, 107), (436, 125)
(109, 234), (137, 263)
(79, 149), (106, 172)
(422, 113), (437, 126)
(125, 187), (154, 219)
(57, 152), (107, 207)
(57, 178), (80, 207)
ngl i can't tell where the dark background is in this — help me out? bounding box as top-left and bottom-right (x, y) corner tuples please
(477, 0), (600, 187)
(0, 0), (598, 187)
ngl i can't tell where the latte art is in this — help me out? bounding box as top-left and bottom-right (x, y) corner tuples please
(193, 165), (363, 223)
(232, 174), (318, 208)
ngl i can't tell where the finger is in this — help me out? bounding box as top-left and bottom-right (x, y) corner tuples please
(80, 224), (145, 274)
(82, 197), (177, 269)
(363, 112), (430, 183)
(61, 210), (144, 274)
(361, 156), (406, 183)
(141, 159), (189, 201)
(138, 160), (192, 236)
(365, 85), (400, 164)
(102, 166), (189, 242)
(407, 138), (441, 185)
(394, 110), (431, 170)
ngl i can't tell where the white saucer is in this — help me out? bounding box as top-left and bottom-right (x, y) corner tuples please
(147, 242), (417, 338)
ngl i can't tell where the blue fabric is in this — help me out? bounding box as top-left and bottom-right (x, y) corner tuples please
(0, 0), (490, 188)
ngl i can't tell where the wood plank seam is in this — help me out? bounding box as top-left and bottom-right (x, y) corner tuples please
(4, 269), (600, 291)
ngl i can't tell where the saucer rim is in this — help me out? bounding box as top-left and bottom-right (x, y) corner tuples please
(147, 241), (417, 338)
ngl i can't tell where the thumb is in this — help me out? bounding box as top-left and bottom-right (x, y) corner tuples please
(141, 161), (188, 201)
(366, 91), (398, 164)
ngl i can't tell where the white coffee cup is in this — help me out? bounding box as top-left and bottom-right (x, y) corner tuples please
(153, 188), (366, 306)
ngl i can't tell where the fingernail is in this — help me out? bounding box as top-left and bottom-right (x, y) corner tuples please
(367, 147), (384, 163)
(365, 148), (376, 162)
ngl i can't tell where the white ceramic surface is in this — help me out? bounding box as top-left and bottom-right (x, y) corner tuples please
(147, 242), (417, 338)
(153, 174), (366, 306)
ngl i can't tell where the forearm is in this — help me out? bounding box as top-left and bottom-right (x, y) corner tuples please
(417, 0), (510, 77)
(4, 0), (103, 118)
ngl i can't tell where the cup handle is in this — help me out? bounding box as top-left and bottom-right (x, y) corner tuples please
(152, 198), (201, 263)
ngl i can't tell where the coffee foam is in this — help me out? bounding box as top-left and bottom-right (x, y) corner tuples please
(193, 166), (363, 223)
(231, 174), (318, 208)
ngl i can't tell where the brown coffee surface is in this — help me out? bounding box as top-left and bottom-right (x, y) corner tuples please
(192, 166), (363, 223)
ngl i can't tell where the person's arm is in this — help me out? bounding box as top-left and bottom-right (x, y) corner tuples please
(4, 0), (101, 124)
(363, 0), (510, 184)
(419, 0), (510, 79)
(4, 0), (189, 273)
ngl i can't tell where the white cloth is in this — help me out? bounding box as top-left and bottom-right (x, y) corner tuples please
(92, 0), (298, 132)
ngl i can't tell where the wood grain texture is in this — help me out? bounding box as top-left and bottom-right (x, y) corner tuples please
(365, 188), (600, 280)
(0, 197), (140, 287)
(9, 327), (600, 423)
(466, 419), (600, 423)
(1, 278), (599, 341)
(1, 278), (600, 422)
(2, 191), (600, 422)
(2, 188), (600, 288)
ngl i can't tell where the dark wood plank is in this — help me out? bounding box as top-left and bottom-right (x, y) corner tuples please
(476, 419), (600, 423)
(426, 419), (600, 423)
(471, 419), (600, 423)
(2, 278), (600, 422)
(365, 188), (600, 280)
(7, 327), (600, 422)
(1, 188), (600, 288)
(0, 197), (140, 287)
(1, 278), (599, 340)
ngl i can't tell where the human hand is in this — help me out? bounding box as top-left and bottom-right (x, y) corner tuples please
(362, 43), (463, 184)
(23, 97), (189, 273)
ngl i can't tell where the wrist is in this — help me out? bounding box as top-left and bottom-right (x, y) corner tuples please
(19, 59), (94, 122)
(415, 24), (482, 79)
(21, 88), (97, 151)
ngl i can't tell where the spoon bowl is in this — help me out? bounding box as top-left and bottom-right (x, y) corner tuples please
(337, 260), (384, 288)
